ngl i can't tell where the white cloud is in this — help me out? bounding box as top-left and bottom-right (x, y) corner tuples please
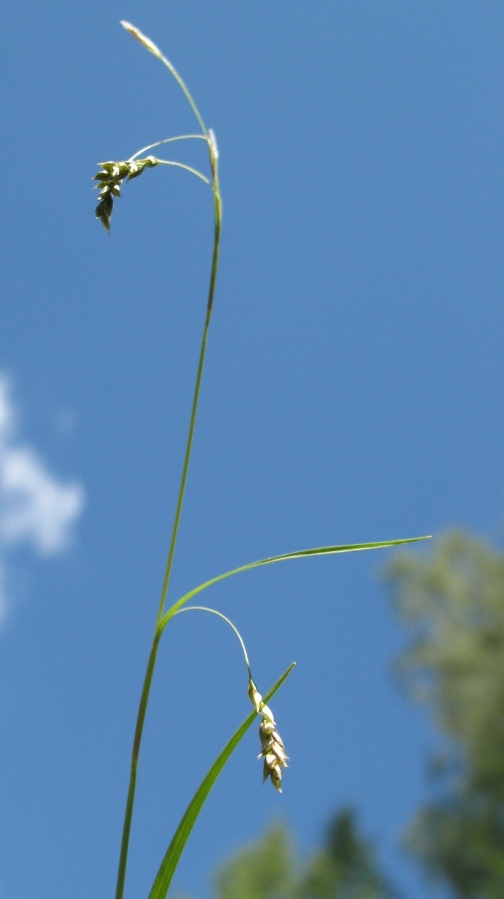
(0, 376), (14, 439)
(0, 375), (85, 622)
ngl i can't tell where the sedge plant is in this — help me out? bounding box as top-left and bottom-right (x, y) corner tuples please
(94, 22), (430, 899)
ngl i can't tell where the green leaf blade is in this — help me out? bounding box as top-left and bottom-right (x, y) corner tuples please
(147, 663), (295, 899)
(161, 536), (431, 628)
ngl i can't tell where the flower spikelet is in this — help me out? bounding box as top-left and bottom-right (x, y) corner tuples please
(248, 678), (289, 792)
(93, 156), (159, 231)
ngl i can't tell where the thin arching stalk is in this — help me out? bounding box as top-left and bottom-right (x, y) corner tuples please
(175, 605), (254, 677)
(156, 159), (211, 185)
(129, 134), (207, 161)
(120, 21), (208, 138)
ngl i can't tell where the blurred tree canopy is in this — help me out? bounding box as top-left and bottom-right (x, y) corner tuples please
(386, 530), (504, 898)
(177, 529), (504, 899)
(213, 809), (397, 899)
(175, 810), (396, 899)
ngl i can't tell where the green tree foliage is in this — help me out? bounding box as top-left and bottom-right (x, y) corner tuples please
(211, 810), (397, 899)
(296, 809), (399, 899)
(214, 822), (295, 899)
(385, 530), (504, 898)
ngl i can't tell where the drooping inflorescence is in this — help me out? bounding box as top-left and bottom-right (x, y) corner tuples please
(248, 679), (289, 792)
(93, 156), (159, 231)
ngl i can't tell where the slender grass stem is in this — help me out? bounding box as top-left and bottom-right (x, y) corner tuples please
(121, 22), (208, 139)
(115, 207), (220, 899)
(115, 205), (220, 898)
(175, 606), (253, 676)
(155, 159), (211, 185)
(155, 178), (221, 629)
(130, 134), (207, 161)
(113, 25), (224, 899)
(115, 635), (160, 899)
(114, 96), (221, 899)
(154, 57), (207, 139)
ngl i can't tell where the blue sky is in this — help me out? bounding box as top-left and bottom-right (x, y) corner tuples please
(1, 3), (503, 897)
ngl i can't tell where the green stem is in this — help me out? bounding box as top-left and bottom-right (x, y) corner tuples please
(155, 192), (221, 627)
(115, 636), (160, 899)
(113, 27), (222, 899)
(130, 134), (207, 161)
(175, 605), (253, 676)
(155, 56), (208, 139)
(114, 154), (221, 899)
(156, 159), (210, 185)
(120, 22), (208, 139)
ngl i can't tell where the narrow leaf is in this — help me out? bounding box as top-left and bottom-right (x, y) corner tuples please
(161, 536), (431, 629)
(147, 663), (295, 899)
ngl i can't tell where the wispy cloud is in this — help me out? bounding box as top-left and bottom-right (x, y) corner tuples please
(0, 375), (85, 622)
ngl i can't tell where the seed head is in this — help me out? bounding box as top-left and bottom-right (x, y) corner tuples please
(248, 678), (289, 793)
(93, 156), (159, 232)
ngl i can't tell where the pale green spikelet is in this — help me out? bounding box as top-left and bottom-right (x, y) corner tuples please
(248, 678), (289, 792)
(93, 156), (159, 231)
